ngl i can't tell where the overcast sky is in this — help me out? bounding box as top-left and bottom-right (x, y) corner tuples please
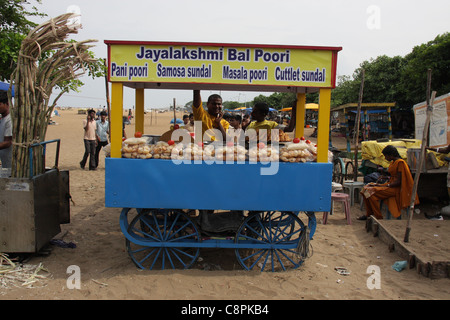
(28, 0), (450, 109)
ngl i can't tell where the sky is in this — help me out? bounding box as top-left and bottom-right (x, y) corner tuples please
(25, 0), (450, 109)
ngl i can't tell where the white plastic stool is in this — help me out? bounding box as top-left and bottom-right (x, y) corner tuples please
(343, 181), (364, 207)
(332, 182), (343, 192)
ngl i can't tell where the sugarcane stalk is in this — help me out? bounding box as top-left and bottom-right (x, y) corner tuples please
(10, 13), (98, 178)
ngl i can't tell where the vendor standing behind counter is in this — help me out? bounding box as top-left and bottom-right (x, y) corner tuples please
(246, 101), (296, 132)
(192, 90), (229, 142)
(244, 101), (297, 142)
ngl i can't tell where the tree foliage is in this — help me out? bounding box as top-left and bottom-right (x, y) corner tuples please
(0, 0), (46, 81)
(0, 0), (105, 92)
(201, 33), (450, 112)
(400, 33), (450, 106)
(253, 92), (301, 109)
(331, 33), (450, 109)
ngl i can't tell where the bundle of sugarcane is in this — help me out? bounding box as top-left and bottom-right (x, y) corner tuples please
(10, 13), (97, 178)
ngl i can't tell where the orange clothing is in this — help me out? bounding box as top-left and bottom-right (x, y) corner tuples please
(362, 158), (418, 218)
(363, 187), (396, 219)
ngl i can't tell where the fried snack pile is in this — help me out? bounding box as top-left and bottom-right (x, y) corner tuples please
(248, 144), (279, 162)
(122, 138), (152, 159)
(279, 131), (291, 142)
(171, 143), (204, 161)
(121, 137), (331, 163)
(205, 144), (247, 162)
(151, 141), (175, 159)
(279, 139), (316, 163)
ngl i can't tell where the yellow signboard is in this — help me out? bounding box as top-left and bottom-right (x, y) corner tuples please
(105, 41), (341, 89)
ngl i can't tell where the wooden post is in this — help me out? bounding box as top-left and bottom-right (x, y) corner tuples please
(387, 106), (393, 141)
(345, 108), (350, 152)
(353, 69), (365, 181)
(295, 93), (306, 139)
(104, 60), (111, 135)
(135, 88), (144, 134)
(404, 69), (435, 242)
(173, 98), (176, 127)
(363, 110), (368, 140)
(110, 82), (123, 158)
(317, 88), (331, 163)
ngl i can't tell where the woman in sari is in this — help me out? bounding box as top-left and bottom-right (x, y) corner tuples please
(358, 145), (419, 220)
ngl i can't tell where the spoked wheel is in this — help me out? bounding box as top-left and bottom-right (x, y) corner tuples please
(235, 211), (309, 272)
(345, 161), (356, 181)
(125, 209), (201, 270)
(332, 158), (344, 184)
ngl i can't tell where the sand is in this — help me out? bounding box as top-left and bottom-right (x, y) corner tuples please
(1, 108), (449, 300)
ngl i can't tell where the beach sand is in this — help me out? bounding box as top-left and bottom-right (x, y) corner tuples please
(1, 108), (449, 300)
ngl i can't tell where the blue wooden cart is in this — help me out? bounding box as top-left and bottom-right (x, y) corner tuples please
(104, 40), (341, 271)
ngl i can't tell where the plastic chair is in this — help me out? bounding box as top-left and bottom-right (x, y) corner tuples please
(323, 192), (352, 225)
(343, 181), (364, 206)
(332, 182), (343, 192)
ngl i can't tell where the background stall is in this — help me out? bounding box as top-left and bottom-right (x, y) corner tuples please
(331, 102), (396, 152)
(280, 103), (318, 129)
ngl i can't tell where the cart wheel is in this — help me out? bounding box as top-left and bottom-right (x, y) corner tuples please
(235, 211), (308, 272)
(332, 158), (344, 184)
(126, 209), (200, 270)
(345, 161), (356, 181)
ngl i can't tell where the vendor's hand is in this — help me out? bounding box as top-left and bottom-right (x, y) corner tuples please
(214, 111), (223, 125)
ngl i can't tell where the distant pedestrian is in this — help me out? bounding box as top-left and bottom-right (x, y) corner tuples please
(0, 91), (12, 169)
(182, 114), (189, 126)
(80, 109), (97, 170)
(95, 111), (109, 168)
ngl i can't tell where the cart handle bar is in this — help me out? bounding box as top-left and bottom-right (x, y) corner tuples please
(28, 139), (60, 178)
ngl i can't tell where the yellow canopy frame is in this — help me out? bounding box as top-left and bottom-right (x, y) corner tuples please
(105, 41), (341, 163)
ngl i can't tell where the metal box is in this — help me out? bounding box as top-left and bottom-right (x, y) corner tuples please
(0, 169), (70, 253)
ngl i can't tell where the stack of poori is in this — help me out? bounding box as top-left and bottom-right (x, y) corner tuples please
(121, 136), (331, 163)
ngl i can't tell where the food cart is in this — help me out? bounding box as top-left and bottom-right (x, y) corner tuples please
(104, 40), (341, 271)
(0, 140), (71, 254)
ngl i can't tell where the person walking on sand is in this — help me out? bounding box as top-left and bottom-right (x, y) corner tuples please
(95, 110), (109, 168)
(80, 109), (97, 170)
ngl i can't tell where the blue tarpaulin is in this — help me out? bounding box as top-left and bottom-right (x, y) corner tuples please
(229, 107), (277, 112)
(170, 118), (183, 124)
(349, 109), (387, 114)
(0, 82), (14, 97)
